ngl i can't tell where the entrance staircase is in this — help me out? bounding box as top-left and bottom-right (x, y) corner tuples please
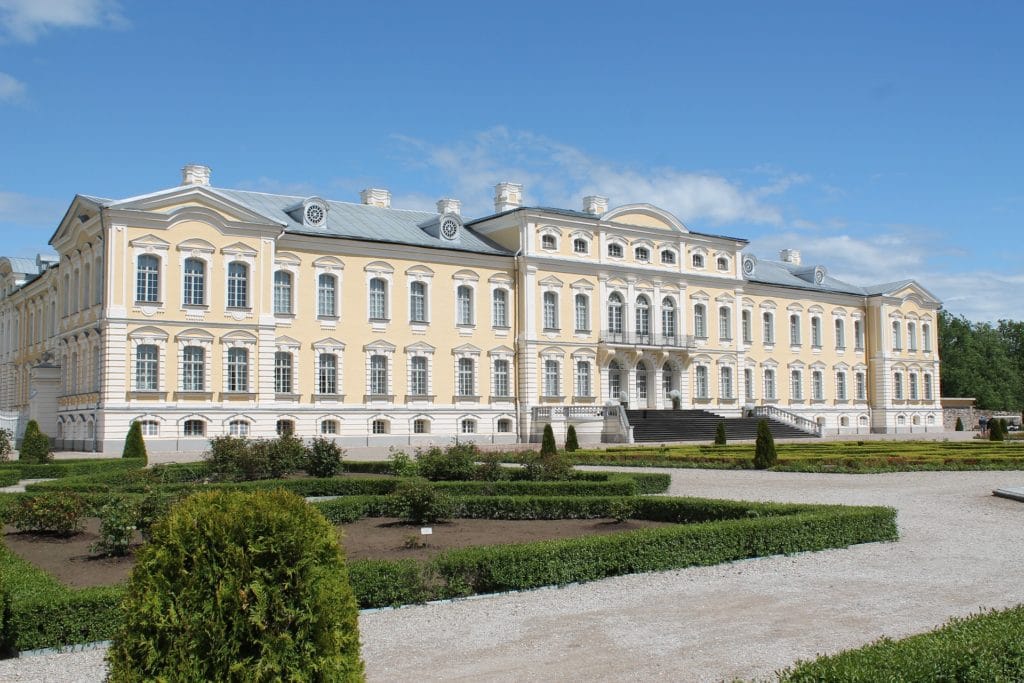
(625, 409), (818, 442)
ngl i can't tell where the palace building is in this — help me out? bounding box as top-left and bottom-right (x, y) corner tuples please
(0, 165), (943, 453)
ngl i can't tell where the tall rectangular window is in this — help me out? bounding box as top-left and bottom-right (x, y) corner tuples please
(493, 359), (510, 397)
(790, 370), (803, 400)
(274, 351), (293, 394)
(744, 368), (754, 401)
(811, 317), (822, 348)
(812, 370), (823, 400)
(718, 306), (731, 340)
(182, 346), (205, 392)
(227, 348), (248, 392)
(136, 255), (159, 303)
(574, 294), (589, 332)
(318, 353), (337, 394)
(856, 372), (866, 400)
(457, 285), (473, 325)
(543, 292), (558, 330)
(835, 318), (845, 349)
(909, 372), (919, 400)
(273, 271), (293, 314)
(369, 355), (387, 395)
(923, 324), (932, 352)
(694, 304), (707, 338)
(764, 369), (776, 399)
(183, 258), (205, 306)
(410, 356), (428, 396)
(908, 322), (918, 351)
(892, 321), (902, 351)
(924, 373), (933, 400)
(720, 366), (733, 399)
(763, 312), (775, 344)
(576, 360), (591, 396)
(458, 357), (475, 396)
(543, 359), (560, 397)
(369, 278), (387, 320)
(492, 289), (508, 327)
(741, 310), (752, 344)
(227, 262), (248, 308)
(662, 299), (676, 337)
(695, 366), (708, 399)
(318, 274), (337, 317)
(854, 320), (864, 350)
(893, 372), (904, 400)
(135, 344), (158, 391)
(790, 314), (801, 346)
(410, 281), (426, 322)
(836, 372), (847, 400)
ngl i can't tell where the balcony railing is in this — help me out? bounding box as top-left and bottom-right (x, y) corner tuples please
(753, 404), (823, 436)
(599, 330), (695, 348)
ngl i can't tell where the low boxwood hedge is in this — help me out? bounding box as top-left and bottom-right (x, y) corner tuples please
(779, 605), (1024, 681)
(0, 469), (19, 488)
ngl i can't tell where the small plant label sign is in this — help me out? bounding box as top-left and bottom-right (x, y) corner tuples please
(420, 527), (433, 535)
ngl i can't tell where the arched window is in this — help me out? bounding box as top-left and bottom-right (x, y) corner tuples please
(744, 368), (754, 401)
(458, 357), (475, 396)
(139, 420), (160, 436)
(892, 321), (902, 351)
(607, 293), (624, 334)
(136, 255), (160, 303)
(497, 418), (513, 433)
(635, 295), (650, 336)
(636, 363), (648, 399)
(456, 284), (473, 325)
(276, 419), (295, 436)
(183, 258), (205, 306)
(789, 314), (801, 346)
(634, 246), (650, 262)
(811, 317), (822, 348)
(908, 322), (918, 351)
(227, 348), (249, 392)
(763, 312), (775, 344)
(662, 298), (676, 338)
(135, 344), (158, 391)
(608, 243), (623, 258)
(321, 419), (339, 435)
(835, 318), (845, 349)
(82, 262), (91, 310)
(492, 288), (508, 327)
(575, 360), (591, 396)
(573, 238), (589, 254)
(922, 323), (932, 352)
(694, 303), (707, 338)
(543, 359), (560, 396)
(227, 262), (248, 308)
(717, 257), (729, 271)
(182, 346), (205, 392)
(228, 419), (249, 437)
(543, 291), (559, 330)
(718, 306), (732, 340)
(273, 271), (293, 315)
(318, 274), (337, 317)
(692, 253), (705, 269)
(369, 278), (388, 320)
(574, 294), (589, 332)
(854, 320), (865, 350)
(660, 250), (676, 265)
(183, 419), (205, 437)
(608, 360), (622, 399)
(695, 366), (709, 399)
(369, 355), (388, 395)
(720, 366), (733, 399)
(274, 351), (293, 394)
(409, 281), (426, 322)
(318, 353), (338, 394)
(541, 234), (557, 250)
(460, 418), (477, 434)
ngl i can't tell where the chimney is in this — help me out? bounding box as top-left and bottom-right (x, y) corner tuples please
(582, 195), (608, 215)
(181, 164), (212, 186)
(360, 188), (391, 208)
(779, 249), (802, 265)
(436, 198), (461, 216)
(493, 182), (523, 213)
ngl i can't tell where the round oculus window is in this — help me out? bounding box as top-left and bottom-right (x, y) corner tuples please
(814, 268), (825, 284)
(742, 257), (755, 275)
(305, 203), (325, 226)
(440, 217), (459, 240)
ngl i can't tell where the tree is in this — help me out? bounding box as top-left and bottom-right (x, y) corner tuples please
(955, 417), (964, 431)
(540, 423), (557, 457)
(122, 421), (147, 462)
(753, 419), (777, 469)
(19, 419), (51, 463)
(714, 421), (727, 446)
(564, 425), (579, 452)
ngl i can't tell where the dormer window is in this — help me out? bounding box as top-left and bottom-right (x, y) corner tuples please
(541, 234), (557, 250)
(660, 250), (676, 265)
(635, 247), (650, 262)
(608, 243), (624, 258)
(692, 253), (705, 269)
(302, 198), (328, 228)
(717, 257), (729, 271)
(573, 238), (589, 254)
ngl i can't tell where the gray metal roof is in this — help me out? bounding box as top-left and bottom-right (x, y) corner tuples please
(211, 188), (512, 256)
(746, 259), (929, 299)
(3, 257), (41, 275)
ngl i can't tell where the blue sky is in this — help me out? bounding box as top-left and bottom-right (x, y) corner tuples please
(1, 1), (1021, 322)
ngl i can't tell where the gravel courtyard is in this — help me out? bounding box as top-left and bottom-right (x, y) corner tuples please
(2, 468), (1022, 682)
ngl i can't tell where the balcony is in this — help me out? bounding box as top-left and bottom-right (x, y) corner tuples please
(599, 330), (695, 349)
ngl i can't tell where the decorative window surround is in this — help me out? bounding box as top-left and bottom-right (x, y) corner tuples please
(364, 339), (396, 403)
(454, 269), (479, 334)
(407, 265), (434, 333)
(313, 256), (344, 329)
(405, 341), (436, 403)
(220, 331), (257, 397)
(128, 327), (168, 396)
(453, 343), (482, 402)
(175, 328), (213, 394)
(130, 235), (170, 317)
(365, 261), (394, 332)
(177, 239), (214, 317)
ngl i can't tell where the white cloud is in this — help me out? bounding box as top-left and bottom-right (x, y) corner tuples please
(0, 0), (124, 42)
(0, 71), (25, 102)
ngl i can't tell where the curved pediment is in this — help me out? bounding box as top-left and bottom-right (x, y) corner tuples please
(601, 204), (689, 233)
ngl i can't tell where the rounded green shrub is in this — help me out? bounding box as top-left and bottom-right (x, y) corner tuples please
(106, 489), (364, 681)
(394, 477), (453, 524)
(122, 421), (147, 462)
(306, 436), (345, 478)
(91, 497), (139, 557)
(19, 420), (51, 463)
(415, 443), (477, 481)
(540, 424), (557, 457)
(564, 425), (579, 452)
(11, 492), (85, 536)
(753, 419), (777, 469)
(714, 421), (727, 446)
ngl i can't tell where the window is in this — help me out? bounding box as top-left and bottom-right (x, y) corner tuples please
(720, 366), (733, 399)
(458, 358), (475, 396)
(692, 253), (705, 269)
(460, 418), (477, 434)
(574, 294), (590, 333)
(923, 323), (932, 352)
(924, 373), (933, 400)
(662, 363), (674, 397)
(493, 359), (510, 397)
(694, 303), (707, 338)
(371, 419), (388, 434)
(573, 238), (589, 254)
(893, 372), (904, 400)
(576, 360), (591, 396)
(227, 262), (248, 308)
(607, 293), (624, 334)
(764, 369), (777, 399)
(273, 271), (293, 314)
(719, 306), (731, 340)
(413, 418), (429, 434)
(497, 418), (512, 433)
(544, 359), (560, 396)
(635, 296), (650, 336)
(854, 320), (864, 350)
(136, 255), (159, 303)
(135, 344), (158, 391)
(635, 246), (650, 262)
(790, 370), (803, 400)
(661, 250), (676, 265)
(810, 317), (822, 348)
(717, 257), (728, 271)
(695, 366), (709, 399)
(318, 353), (338, 394)
(908, 322), (918, 351)
(276, 419), (295, 436)
(636, 363), (648, 400)
(229, 420), (249, 437)
(541, 234), (557, 250)
(227, 348), (249, 392)
(321, 419), (338, 435)
(543, 292), (559, 330)
(892, 321), (902, 351)
(608, 360), (622, 399)
(370, 355), (388, 395)
(741, 310), (752, 344)
(183, 419), (205, 437)
(836, 372), (847, 400)
(835, 319), (845, 349)
(410, 356), (428, 396)
(369, 278), (387, 320)
(909, 372), (919, 400)
(790, 314), (801, 346)
(409, 281), (426, 322)
(492, 288), (508, 327)
(274, 352), (293, 394)
(183, 258), (205, 306)
(182, 346), (205, 392)
(812, 370), (824, 400)
(662, 298), (676, 337)
(456, 285), (473, 325)
(763, 312), (775, 344)
(139, 420), (159, 436)
(856, 372), (867, 400)
(744, 368), (754, 401)
(608, 243), (623, 258)
(318, 274), (337, 317)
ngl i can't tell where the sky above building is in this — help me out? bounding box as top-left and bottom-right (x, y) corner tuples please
(0, 1), (1021, 322)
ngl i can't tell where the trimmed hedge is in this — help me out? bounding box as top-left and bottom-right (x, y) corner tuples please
(0, 469), (19, 488)
(779, 605), (1024, 682)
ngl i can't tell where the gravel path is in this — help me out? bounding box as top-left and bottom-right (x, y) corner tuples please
(2, 468), (1022, 682)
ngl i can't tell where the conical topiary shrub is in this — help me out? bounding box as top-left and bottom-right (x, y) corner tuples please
(564, 425), (579, 452)
(714, 420), (727, 446)
(753, 419), (777, 469)
(540, 423), (557, 457)
(955, 417), (964, 432)
(19, 419), (51, 463)
(123, 421), (148, 462)
(989, 419), (1005, 442)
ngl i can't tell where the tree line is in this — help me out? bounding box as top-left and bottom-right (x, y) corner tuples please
(938, 310), (1024, 410)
